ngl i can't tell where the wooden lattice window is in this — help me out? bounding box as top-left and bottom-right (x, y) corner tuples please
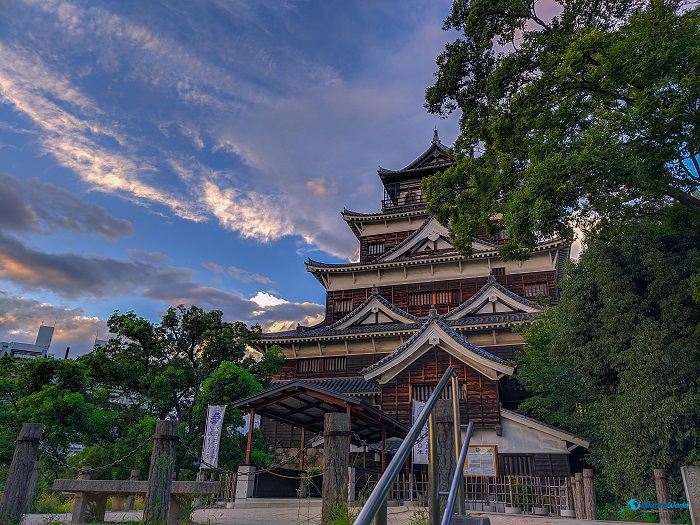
(491, 267), (505, 276)
(324, 357), (346, 372)
(408, 292), (433, 306)
(523, 282), (549, 297)
(368, 242), (385, 255)
(412, 383), (467, 401)
(334, 298), (353, 312)
(298, 358), (320, 373)
(409, 290), (459, 306)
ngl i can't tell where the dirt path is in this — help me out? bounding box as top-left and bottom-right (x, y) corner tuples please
(21, 505), (639, 525)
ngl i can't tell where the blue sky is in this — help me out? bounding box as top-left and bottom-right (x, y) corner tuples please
(0, 0), (461, 356)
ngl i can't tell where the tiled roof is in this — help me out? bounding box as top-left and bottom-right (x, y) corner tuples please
(359, 316), (506, 376)
(273, 377), (379, 394)
(378, 130), (455, 177)
(260, 311), (535, 341)
(327, 289), (423, 329)
(444, 274), (541, 319)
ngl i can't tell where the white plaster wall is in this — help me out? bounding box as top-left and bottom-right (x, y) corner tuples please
(467, 418), (568, 454)
(324, 251), (555, 291)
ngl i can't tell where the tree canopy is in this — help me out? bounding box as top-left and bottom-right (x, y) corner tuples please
(424, 0), (700, 258)
(517, 220), (700, 501)
(0, 305), (284, 485)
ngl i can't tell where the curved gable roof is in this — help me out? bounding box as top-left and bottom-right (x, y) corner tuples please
(360, 314), (514, 383)
(443, 275), (541, 320)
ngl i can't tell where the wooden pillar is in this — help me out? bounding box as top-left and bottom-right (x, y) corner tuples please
(144, 420), (179, 524)
(321, 413), (349, 525)
(0, 422), (44, 523)
(381, 426), (387, 474)
(435, 399), (456, 497)
(300, 426), (306, 472)
(126, 469), (140, 511)
(573, 473), (585, 519)
(347, 405), (352, 460)
(245, 408), (255, 464)
(655, 469), (672, 524)
(583, 469), (596, 520)
(428, 410), (440, 525)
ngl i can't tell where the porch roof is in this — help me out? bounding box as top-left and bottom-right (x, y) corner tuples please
(232, 379), (408, 444)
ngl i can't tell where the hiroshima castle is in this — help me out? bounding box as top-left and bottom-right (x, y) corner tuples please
(237, 130), (587, 483)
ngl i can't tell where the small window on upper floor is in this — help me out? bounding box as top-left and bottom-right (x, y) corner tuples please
(491, 267), (506, 276)
(523, 282), (549, 297)
(333, 298), (353, 313)
(368, 242), (385, 255)
(404, 191), (417, 205)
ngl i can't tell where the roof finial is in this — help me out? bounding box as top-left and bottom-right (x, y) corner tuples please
(432, 127), (439, 145)
(371, 285), (379, 296)
(429, 304), (438, 318)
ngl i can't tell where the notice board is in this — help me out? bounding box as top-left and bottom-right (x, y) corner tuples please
(463, 445), (497, 477)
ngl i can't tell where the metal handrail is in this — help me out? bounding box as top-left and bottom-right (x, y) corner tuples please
(354, 366), (458, 525)
(440, 422), (474, 525)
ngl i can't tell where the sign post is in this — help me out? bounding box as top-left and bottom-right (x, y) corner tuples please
(412, 400), (429, 465)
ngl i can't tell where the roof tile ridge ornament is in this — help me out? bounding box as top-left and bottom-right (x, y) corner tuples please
(429, 304), (438, 319)
(296, 323), (303, 334)
(371, 285), (379, 295)
(432, 127), (439, 145)
(487, 274), (497, 284)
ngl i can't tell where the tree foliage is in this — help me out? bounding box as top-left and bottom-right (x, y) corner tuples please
(0, 305), (284, 485)
(424, 0), (700, 258)
(517, 221), (700, 500)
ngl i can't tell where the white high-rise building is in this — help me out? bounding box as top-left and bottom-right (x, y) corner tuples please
(1, 325), (55, 359)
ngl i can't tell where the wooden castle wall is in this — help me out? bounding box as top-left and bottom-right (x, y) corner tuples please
(360, 230), (415, 263)
(379, 346), (500, 428)
(326, 271), (557, 323)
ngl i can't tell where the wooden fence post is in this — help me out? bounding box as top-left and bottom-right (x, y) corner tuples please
(0, 423), (44, 523)
(435, 399), (456, 498)
(143, 420), (179, 524)
(573, 473), (585, 519)
(583, 469), (597, 520)
(321, 413), (349, 525)
(654, 469), (672, 524)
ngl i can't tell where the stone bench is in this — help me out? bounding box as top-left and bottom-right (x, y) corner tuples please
(52, 479), (220, 525)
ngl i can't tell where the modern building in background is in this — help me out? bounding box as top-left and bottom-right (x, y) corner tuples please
(1, 325), (55, 359)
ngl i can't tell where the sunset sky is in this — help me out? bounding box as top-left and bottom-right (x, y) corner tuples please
(0, 0), (462, 356)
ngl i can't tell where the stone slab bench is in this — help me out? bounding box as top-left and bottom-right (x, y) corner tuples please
(52, 479), (220, 525)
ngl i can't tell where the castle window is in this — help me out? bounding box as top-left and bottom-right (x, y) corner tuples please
(408, 292), (432, 306)
(491, 267), (505, 276)
(325, 357), (346, 372)
(368, 242), (385, 255)
(409, 290), (459, 306)
(523, 282), (549, 297)
(334, 298), (353, 313)
(298, 358), (320, 373)
(404, 191), (417, 205)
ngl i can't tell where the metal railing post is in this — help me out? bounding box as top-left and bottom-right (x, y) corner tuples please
(451, 375), (465, 515)
(440, 423), (475, 525)
(354, 367), (457, 525)
(429, 410), (439, 525)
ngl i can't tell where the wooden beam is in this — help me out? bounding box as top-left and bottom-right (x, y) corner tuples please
(245, 409), (255, 464)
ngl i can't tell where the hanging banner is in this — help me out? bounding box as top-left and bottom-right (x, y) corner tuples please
(201, 405), (226, 469)
(412, 400), (429, 464)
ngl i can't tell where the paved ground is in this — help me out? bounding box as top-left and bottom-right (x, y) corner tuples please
(21, 502), (639, 525)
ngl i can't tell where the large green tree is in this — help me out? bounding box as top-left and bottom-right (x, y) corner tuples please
(0, 305), (284, 485)
(424, 0), (700, 258)
(517, 221), (700, 500)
